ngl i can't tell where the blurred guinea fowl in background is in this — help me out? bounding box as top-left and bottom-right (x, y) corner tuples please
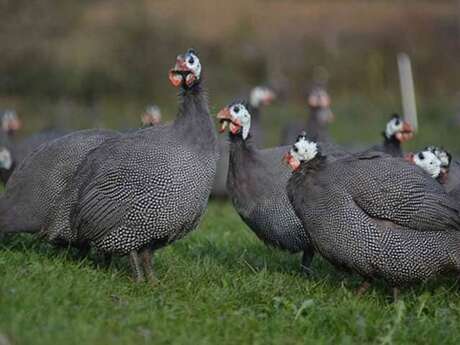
(285, 134), (460, 293)
(0, 111), (21, 184)
(44, 49), (218, 283)
(123, 104), (163, 133)
(407, 146), (460, 202)
(141, 105), (162, 127)
(0, 109), (69, 177)
(247, 86), (276, 148)
(0, 146), (14, 185)
(280, 84), (334, 145)
(1, 110), (22, 137)
(211, 86), (276, 198)
(425, 146), (460, 194)
(367, 114), (414, 157)
(217, 103), (350, 273)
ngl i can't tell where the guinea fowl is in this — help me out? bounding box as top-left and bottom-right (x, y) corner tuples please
(285, 134), (460, 290)
(0, 109), (68, 166)
(368, 114), (413, 157)
(141, 105), (162, 127)
(280, 85), (334, 145)
(247, 86), (276, 147)
(44, 49), (218, 282)
(1, 110), (22, 137)
(425, 146), (460, 193)
(0, 129), (120, 235)
(217, 102), (350, 272)
(0, 146), (14, 185)
(211, 86), (276, 198)
(407, 147), (460, 202)
(0, 110), (20, 183)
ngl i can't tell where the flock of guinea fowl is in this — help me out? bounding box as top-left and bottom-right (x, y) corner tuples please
(1, 48), (459, 296)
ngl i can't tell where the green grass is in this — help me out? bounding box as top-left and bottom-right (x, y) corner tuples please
(1, 201), (460, 345)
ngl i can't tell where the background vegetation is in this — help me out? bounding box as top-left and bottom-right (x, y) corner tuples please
(2, 203), (460, 345)
(0, 0), (459, 149)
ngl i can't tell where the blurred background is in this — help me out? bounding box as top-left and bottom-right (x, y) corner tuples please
(0, 0), (459, 151)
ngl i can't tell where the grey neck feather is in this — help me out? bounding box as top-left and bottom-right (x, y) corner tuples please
(173, 81), (216, 148)
(228, 133), (257, 165)
(247, 104), (261, 123)
(382, 132), (402, 157)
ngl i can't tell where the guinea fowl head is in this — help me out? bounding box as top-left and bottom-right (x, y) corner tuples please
(384, 114), (413, 143)
(283, 131), (319, 171)
(307, 86), (334, 124)
(249, 86), (276, 109)
(168, 49), (202, 89)
(1, 110), (22, 134)
(425, 145), (451, 182)
(141, 105), (162, 127)
(425, 145), (451, 169)
(0, 147), (12, 170)
(405, 150), (442, 179)
(217, 101), (251, 140)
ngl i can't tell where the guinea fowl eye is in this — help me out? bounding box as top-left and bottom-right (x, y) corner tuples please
(188, 56), (195, 64)
(418, 152), (425, 160)
(293, 146), (299, 153)
(233, 106), (240, 113)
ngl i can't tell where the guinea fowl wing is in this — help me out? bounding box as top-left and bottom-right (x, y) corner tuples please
(72, 162), (133, 244)
(69, 130), (187, 248)
(345, 154), (460, 232)
(69, 134), (153, 244)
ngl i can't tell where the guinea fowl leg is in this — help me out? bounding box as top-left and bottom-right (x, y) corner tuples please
(140, 248), (156, 284)
(301, 250), (314, 275)
(356, 281), (371, 296)
(392, 287), (400, 302)
(74, 242), (91, 260)
(129, 251), (145, 283)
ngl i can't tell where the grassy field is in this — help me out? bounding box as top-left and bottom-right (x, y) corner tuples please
(1, 201), (460, 345)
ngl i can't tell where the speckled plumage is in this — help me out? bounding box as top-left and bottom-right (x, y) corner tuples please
(45, 82), (218, 258)
(444, 159), (460, 194)
(287, 151), (460, 286)
(0, 129), (120, 234)
(13, 130), (69, 165)
(0, 130), (69, 185)
(227, 132), (350, 270)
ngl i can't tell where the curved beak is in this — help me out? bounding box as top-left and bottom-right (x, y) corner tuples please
(168, 55), (189, 87)
(283, 152), (300, 171)
(172, 55), (187, 72)
(217, 107), (232, 133)
(217, 107), (232, 120)
(282, 152), (292, 165)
